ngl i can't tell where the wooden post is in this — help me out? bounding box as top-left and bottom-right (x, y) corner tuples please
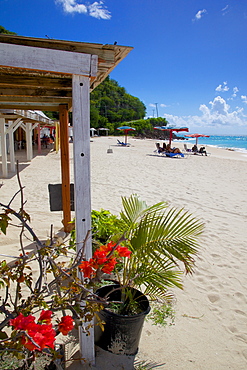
(55, 122), (59, 153)
(72, 74), (94, 365)
(5, 118), (22, 172)
(26, 122), (33, 161)
(59, 104), (71, 232)
(0, 118), (8, 177)
(8, 121), (15, 172)
(37, 124), (41, 154)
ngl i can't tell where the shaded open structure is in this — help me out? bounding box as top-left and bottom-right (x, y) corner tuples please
(0, 34), (133, 365)
(0, 109), (55, 176)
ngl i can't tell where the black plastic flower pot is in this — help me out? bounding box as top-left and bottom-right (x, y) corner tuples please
(94, 284), (150, 356)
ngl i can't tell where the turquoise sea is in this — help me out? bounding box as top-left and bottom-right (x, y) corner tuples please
(181, 135), (247, 153)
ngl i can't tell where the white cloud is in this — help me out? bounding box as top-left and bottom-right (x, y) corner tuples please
(215, 81), (229, 92)
(149, 103), (156, 108)
(193, 9), (207, 21)
(209, 95), (230, 115)
(88, 2), (111, 19)
(162, 96), (247, 134)
(56, 0), (87, 14)
(232, 86), (239, 98)
(241, 95), (247, 104)
(160, 103), (168, 108)
(222, 5), (229, 16)
(56, 0), (111, 19)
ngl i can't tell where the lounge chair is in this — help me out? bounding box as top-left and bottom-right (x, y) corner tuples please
(155, 143), (165, 153)
(184, 144), (192, 152)
(155, 143), (185, 158)
(165, 152), (185, 158)
(191, 144), (209, 156)
(117, 139), (130, 146)
(198, 146), (207, 156)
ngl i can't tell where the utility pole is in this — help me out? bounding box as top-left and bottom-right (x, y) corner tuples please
(155, 103), (159, 118)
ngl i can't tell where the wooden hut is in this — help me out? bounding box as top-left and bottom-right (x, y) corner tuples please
(0, 34), (133, 365)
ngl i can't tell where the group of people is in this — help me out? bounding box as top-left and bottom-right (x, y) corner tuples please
(156, 142), (182, 154)
(192, 144), (207, 156)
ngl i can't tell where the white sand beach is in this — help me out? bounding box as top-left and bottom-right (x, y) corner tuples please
(1, 136), (247, 369)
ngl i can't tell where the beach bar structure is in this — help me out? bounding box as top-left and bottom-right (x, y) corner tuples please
(0, 34), (133, 366)
(0, 109), (55, 177)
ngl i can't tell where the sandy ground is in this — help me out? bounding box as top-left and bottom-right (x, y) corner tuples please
(1, 136), (247, 369)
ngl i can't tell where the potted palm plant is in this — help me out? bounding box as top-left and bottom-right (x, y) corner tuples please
(82, 194), (204, 355)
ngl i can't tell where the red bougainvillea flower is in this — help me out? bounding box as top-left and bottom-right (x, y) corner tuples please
(98, 241), (116, 254)
(22, 323), (56, 351)
(101, 257), (117, 274)
(79, 241), (131, 278)
(10, 311), (57, 352)
(93, 250), (107, 264)
(38, 310), (52, 324)
(79, 261), (94, 279)
(58, 316), (74, 335)
(10, 313), (35, 330)
(116, 246), (132, 258)
(36, 324), (56, 349)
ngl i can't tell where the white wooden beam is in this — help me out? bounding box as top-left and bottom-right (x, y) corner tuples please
(5, 118), (22, 172)
(0, 118), (8, 177)
(5, 117), (22, 134)
(0, 43), (98, 76)
(7, 121), (15, 172)
(72, 74), (95, 366)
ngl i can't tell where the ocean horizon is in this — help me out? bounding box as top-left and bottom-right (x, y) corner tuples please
(177, 135), (247, 153)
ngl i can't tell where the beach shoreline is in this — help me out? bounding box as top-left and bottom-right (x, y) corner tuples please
(1, 136), (247, 369)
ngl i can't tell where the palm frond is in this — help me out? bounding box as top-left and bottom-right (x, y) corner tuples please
(118, 194), (204, 300)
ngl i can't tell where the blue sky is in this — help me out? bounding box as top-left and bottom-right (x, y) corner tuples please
(1, 0), (247, 135)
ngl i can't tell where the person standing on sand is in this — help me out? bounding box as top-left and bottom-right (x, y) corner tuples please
(68, 124), (73, 142)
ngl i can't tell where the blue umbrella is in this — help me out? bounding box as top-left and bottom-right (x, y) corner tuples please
(117, 126), (136, 144)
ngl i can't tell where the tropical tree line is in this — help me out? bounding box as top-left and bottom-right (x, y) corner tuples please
(90, 76), (146, 130)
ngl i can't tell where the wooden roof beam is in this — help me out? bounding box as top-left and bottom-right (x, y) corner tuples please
(0, 87), (72, 98)
(0, 73), (72, 89)
(0, 43), (98, 76)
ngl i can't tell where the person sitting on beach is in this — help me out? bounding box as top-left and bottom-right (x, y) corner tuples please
(156, 143), (165, 153)
(199, 146), (207, 156)
(192, 144), (198, 154)
(166, 144), (182, 154)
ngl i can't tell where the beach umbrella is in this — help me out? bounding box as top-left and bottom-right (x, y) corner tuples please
(154, 126), (189, 146)
(184, 133), (210, 146)
(117, 126), (136, 144)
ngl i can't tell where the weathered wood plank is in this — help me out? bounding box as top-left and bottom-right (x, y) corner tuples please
(0, 96), (71, 104)
(0, 103), (65, 111)
(59, 105), (71, 232)
(0, 43), (95, 76)
(0, 35), (118, 63)
(0, 73), (72, 89)
(72, 75), (95, 365)
(0, 87), (72, 97)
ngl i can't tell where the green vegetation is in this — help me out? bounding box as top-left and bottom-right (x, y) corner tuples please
(70, 194), (204, 302)
(148, 301), (175, 326)
(90, 76), (146, 131)
(0, 25), (17, 35)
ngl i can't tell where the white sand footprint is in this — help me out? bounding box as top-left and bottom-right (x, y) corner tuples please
(208, 293), (220, 303)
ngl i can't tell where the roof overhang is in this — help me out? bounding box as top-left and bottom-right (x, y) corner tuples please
(0, 109), (55, 126)
(0, 35), (133, 111)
